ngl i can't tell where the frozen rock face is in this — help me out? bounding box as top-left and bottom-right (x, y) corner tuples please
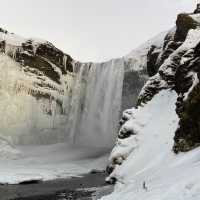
(138, 13), (200, 106)
(122, 32), (166, 109)
(106, 11), (200, 179)
(152, 13), (200, 153)
(102, 10), (200, 200)
(0, 27), (165, 149)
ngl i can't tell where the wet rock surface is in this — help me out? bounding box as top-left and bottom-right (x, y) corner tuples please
(0, 172), (112, 200)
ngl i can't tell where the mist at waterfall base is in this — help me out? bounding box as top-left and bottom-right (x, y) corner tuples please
(0, 54), (124, 184)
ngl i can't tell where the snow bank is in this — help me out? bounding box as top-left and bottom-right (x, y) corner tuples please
(0, 143), (108, 184)
(101, 89), (200, 200)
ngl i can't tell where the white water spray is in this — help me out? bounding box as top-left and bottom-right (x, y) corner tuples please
(66, 59), (124, 149)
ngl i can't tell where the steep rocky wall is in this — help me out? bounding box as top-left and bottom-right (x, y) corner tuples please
(139, 13), (200, 153)
(106, 11), (200, 177)
(0, 27), (159, 116)
(138, 13), (200, 106)
(0, 27), (158, 146)
(173, 40), (200, 152)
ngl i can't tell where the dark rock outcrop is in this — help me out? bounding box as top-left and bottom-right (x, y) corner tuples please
(0, 30), (76, 109)
(134, 11), (200, 152)
(105, 7), (200, 187)
(147, 45), (161, 77)
(173, 46), (200, 152)
(194, 3), (200, 14)
(2, 38), (74, 83)
(137, 12), (200, 107)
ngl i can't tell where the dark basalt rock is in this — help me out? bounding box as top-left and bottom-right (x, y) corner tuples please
(137, 13), (200, 106)
(172, 37), (200, 153)
(174, 50), (195, 94)
(155, 13), (198, 77)
(156, 29), (181, 68)
(106, 165), (115, 175)
(175, 14), (198, 42)
(174, 83), (200, 153)
(35, 42), (73, 74)
(194, 4), (200, 14)
(22, 54), (61, 84)
(132, 12), (200, 153)
(147, 45), (161, 77)
(118, 129), (135, 139)
(0, 35), (74, 84)
(0, 27), (8, 34)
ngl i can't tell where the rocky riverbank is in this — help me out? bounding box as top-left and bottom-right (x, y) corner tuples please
(0, 172), (112, 200)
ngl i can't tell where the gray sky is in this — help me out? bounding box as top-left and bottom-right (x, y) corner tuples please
(0, 0), (196, 62)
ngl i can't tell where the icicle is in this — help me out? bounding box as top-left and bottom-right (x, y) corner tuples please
(5, 44), (22, 59)
(63, 55), (68, 72)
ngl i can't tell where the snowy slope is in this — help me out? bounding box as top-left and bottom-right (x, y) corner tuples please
(101, 90), (200, 200)
(100, 11), (200, 200)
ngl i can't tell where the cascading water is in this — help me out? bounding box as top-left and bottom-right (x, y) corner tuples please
(0, 40), (151, 184)
(0, 53), (124, 150)
(66, 59), (124, 149)
(0, 53), (125, 183)
(0, 28), (159, 184)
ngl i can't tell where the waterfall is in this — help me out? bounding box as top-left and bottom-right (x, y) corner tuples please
(0, 53), (125, 149)
(66, 59), (124, 149)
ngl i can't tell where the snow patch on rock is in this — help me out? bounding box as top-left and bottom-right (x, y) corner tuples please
(101, 89), (200, 200)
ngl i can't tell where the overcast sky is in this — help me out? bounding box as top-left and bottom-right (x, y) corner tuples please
(0, 0), (197, 62)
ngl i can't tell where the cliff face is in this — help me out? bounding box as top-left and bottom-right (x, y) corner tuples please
(138, 13), (200, 153)
(107, 12), (200, 174)
(102, 11), (200, 200)
(0, 29), (74, 106)
(138, 14), (199, 105)
(0, 27), (166, 146)
(0, 28), (150, 111)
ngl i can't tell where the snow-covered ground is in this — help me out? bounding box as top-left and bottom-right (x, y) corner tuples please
(0, 143), (108, 184)
(101, 90), (200, 200)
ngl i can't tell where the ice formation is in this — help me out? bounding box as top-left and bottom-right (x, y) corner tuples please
(0, 27), (163, 183)
(0, 54), (126, 183)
